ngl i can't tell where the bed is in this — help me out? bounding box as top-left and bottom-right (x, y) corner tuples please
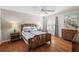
(21, 24), (51, 51)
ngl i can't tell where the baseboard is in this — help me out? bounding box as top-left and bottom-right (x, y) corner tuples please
(0, 41), (1, 45)
(1, 39), (10, 44)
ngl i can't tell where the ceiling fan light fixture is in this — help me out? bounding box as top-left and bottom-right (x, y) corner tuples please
(41, 7), (55, 12)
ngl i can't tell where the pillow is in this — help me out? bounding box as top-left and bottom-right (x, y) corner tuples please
(23, 27), (32, 32)
(30, 27), (37, 32)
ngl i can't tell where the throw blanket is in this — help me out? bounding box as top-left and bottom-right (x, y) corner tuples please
(22, 31), (35, 40)
(30, 31), (47, 35)
(22, 31), (47, 40)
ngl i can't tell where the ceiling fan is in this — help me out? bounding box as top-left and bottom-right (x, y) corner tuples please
(40, 6), (55, 14)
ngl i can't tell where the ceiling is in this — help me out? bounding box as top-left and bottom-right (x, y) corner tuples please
(0, 6), (74, 16)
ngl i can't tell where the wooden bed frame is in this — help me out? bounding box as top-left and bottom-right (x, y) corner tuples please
(21, 24), (51, 51)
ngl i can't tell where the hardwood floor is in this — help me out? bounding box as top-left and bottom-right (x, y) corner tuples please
(0, 36), (72, 52)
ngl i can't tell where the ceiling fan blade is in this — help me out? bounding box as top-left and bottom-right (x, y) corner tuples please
(43, 11), (48, 14)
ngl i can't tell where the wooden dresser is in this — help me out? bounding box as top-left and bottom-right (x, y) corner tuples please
(62, 29), (77, 41)
(62, 29), (79, 52)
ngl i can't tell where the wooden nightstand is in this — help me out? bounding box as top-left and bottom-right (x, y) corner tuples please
(10, 32), (20, 42)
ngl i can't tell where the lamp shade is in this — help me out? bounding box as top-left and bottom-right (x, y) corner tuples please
(12, 23), (17, 33)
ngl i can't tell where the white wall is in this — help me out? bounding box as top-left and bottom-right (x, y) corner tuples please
(49, 7), (79, 37)
(1, 9), (43, 43)
(0, 8), (1, 44)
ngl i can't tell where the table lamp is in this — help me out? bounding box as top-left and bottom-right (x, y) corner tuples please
(12, 23), (17, 33)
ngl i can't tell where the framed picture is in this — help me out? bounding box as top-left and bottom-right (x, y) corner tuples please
(64, 14), (78, 29)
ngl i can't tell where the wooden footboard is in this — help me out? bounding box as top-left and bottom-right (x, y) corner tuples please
(28, 33), (51, 51)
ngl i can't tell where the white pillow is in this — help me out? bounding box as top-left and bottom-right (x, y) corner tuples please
(31, 27), (37, 32)
(23, 27), (32, 32)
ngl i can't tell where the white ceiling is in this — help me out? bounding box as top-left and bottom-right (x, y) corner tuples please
(0, 6), (74, 16)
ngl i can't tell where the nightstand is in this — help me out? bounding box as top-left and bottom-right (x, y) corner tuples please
(10, 32), (20, 41)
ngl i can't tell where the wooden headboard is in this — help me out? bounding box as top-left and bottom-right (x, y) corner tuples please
(21, 24), (37, 31)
